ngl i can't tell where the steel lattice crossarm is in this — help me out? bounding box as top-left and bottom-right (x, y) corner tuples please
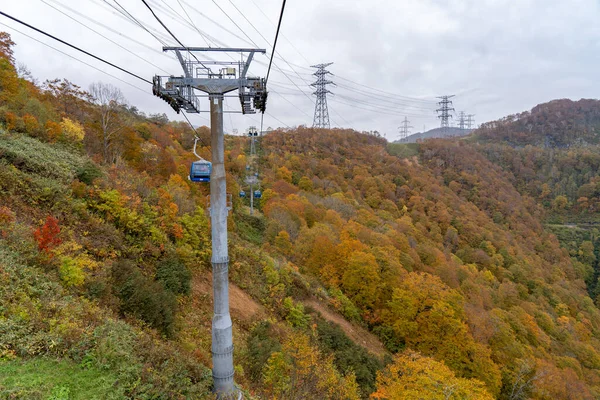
(152, 47), (267, 114)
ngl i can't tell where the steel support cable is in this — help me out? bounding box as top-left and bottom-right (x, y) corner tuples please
(1, 15), (212, 152)
(210, 0), (261, 47)
(247, 0), (310, 65)
(49, 0), (172, 59)
(40, 0), (171, 75)
(244, 0), (286, 134)
(207, 1), (311, 102)
(107, 0), (173, 45)
(142, 0), (224, 61)
(203, 0), (305, 99)
(140, 0), (209, 70)
(150, 0), (247, 48)
(226, 0), (326, 122)
(242, 0), (435, 105)
(265, 112), (291, 128)
(0, 22), (149, 93)
(141, 0), (187, 45)
(172, 0), (210, 46)
(179, 0), (255, 47)
(0, 11), (152, 84)
(208, 0), (317, 127)
(181, 110), (210, 147)
(149, 0), (219, 47)
(270, 90), (312, 118)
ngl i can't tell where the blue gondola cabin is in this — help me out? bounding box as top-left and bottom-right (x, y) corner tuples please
(239, 191), (246, 198)
(254, 190), (262, 199)
(189, 161), (212, 182)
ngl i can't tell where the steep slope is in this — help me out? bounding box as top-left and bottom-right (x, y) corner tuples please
(256, 127), (600, 398)
(0, 32), (370, 399)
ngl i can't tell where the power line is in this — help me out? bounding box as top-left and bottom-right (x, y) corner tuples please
(178, 0), (254, 47)
(0, 11), (152, 84)
(228, 0), (436, 111)
(107, 0), (172, 45)
(330, 97), (433, 118)
(139, 0), (227, 55)
(181, 110), (210, 147)
(247, 0), (310, 65)
(140, 0), (209, 70)
(265, 111), (291, 128)
(326, 94), (434, 118)
(210, 0), (258, 46)
(40, 0), (171, 75)
(207, 0), (320, 124)
(141, 0), (185, 46)
(336, 75), (436, 104)
(174, 0), (210, 46)
(276, 78), (435, 113)
(336, 82), (435, 110)
(0, 22), (148, 93)
(47, 0), (172, 59)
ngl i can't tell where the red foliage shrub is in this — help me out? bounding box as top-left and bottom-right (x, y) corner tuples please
(33, 216), (62, 254)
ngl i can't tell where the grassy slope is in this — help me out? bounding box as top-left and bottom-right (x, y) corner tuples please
(0, 359), (122, 400)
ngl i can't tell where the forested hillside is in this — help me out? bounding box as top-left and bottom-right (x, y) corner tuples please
(3, 29), (600, 400)
(476, 99), (600, 148)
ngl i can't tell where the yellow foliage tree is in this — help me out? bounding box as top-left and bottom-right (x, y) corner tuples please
(382, 272), (501, 394)
(341, 251), (380, 309)
(371, 351), (493, 400)
(263, 332), (360, 400)
(276, 166), (293, 183)
(60, 117), (85, 142)
(274, 230), (293, 256)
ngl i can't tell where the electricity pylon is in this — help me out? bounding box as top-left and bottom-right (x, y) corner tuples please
(457, 111), (466, 130)
(436, 95), (455, 136)
(152, 46), (266, 399)
(311, 62), (334, 129)
(466, 114), (475, 129)
(398, 117), (413, 142)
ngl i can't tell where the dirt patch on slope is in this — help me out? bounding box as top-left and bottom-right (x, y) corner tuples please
(192, 273), (263, 322)
(304, 299), (388, 358)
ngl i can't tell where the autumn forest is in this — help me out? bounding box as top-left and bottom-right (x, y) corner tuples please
(2, 31), (600, 399)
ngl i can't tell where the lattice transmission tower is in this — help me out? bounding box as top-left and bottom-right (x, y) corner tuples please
(311, 62), (334, 129)
(436, 95), (455, 136)
(398, 117), (413, 142)
(466, 114), (476, 129)
(457, 111), (466, 130)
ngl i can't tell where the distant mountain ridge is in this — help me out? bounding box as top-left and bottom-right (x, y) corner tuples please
(474, 98), (600, 148)
(394, 127), (473, 143)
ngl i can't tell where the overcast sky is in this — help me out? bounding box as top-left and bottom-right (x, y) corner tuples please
(2, 0), (600, 141)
